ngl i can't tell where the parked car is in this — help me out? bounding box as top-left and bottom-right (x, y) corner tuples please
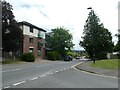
(76, 56), (80, 60)
(64, 55), (72, 61)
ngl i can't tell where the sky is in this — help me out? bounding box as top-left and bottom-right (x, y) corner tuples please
(6, 0), (119, 50)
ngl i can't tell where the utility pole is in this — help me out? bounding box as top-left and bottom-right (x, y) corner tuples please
(87, 7), (95, 63)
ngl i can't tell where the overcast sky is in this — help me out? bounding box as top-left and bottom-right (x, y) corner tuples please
(6, 0), (119, 50)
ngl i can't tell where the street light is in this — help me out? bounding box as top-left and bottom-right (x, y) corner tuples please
(87, 7), (92, 10)
(87, 7), (95, 63)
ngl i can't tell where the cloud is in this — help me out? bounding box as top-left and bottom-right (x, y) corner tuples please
(6, 0), (119, 50)
(20, 4), (31, 8)
(39, 10), (49, 18)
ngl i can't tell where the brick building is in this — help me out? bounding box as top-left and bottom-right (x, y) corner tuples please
(19, 21), (46, 60)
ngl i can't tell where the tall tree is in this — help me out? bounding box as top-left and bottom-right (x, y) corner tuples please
(50, 27), (74, 59)
(114, 29), (120, 58)
(79, 9), (113, 63)
(2, 1), (23, 57)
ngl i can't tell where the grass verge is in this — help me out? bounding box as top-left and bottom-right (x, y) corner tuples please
(1, 59), (24, 64)
(90, 59), (119, 69)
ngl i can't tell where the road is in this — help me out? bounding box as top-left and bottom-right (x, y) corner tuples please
(1, 60), (118, 88)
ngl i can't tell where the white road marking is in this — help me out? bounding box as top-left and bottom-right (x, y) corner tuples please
(2, 68), (22, 73)
(47, 72), (53, 75)
(54, 71), (59, 73)
(36, 63), (60, 68)
(13, 81), (26, 86)
(36, 65), (48, 67)
(60, 69), (63, 71)
(71, 62), (83, 68)
(30, 77), (38, 80)
(40, 74), (46, 77)
(3, 86), (10, 89)
(63, 68), (67, 70)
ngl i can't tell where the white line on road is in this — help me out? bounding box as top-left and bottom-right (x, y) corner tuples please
(36, 65), (48, 67)
(2, 68), (22, 73)
(71, 62), (83, 68)
(60, 69), (63, 71)
(40, 74), (46, 77)
(13, 81), (26, 86)
(3, 86), (10, 89)
(63, 68), (67, 70)
(54, 71), (59, 73)
(47, 72), (54, 75)
(36, 63), (60, 68)
(30, 77), (38, 80)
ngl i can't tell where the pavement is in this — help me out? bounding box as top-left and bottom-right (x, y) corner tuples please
(75, 60), (118, 78)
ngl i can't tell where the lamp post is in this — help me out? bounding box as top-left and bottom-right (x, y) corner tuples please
(87, 7), (95, 63)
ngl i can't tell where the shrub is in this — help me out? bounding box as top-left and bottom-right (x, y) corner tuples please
(21, 53), (35, 62)
(67, 51), (76, 58)
(47, 51), (60, 60)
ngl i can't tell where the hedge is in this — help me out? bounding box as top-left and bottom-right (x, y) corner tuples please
(47, 51), (60, 60)
(21, 53), (35, 62)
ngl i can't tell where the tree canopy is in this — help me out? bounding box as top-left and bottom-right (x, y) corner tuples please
(79, 10), (113, 61)
(50, 27), (74, 59)
(2, 0), (23, 53)
(114, 29), (120, 58)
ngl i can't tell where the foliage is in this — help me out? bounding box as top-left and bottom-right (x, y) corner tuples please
(67, 51), (77, 58)
(2, 59), (23, 64)
(114, 29), (120, 58)
(2, 1), (23, 52)
(79, 10), (113, 61)
(47, 51), (60, 60)
(21, 53), (35, 62)
(50, 27), (74, 59)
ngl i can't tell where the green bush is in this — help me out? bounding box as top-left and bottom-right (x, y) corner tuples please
(21, 53), (35, 62)
(47, 51), (60, 60)
(67, 51), (76, 58)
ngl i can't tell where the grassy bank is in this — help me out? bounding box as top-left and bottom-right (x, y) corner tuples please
(90, 59), (119, 69)
(2, 59), (24, 64)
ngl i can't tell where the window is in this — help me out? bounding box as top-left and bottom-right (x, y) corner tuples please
(30, 27), (33, 33)
(38, 49), (41, 56)
(29, 48), (34, 53)
(29, 38), (33, 43)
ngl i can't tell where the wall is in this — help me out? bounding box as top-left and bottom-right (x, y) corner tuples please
(21, 24), (45, 59)
(23, 35), (38, 57)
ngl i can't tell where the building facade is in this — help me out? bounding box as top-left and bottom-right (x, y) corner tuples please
(19, 21), (46, 59)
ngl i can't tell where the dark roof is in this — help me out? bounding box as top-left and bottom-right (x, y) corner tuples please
(18, 21), (46, 32)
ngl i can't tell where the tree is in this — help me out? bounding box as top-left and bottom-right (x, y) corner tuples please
(2, 1), (23, 59)
(79, 9), (113, 63)
(50, 27), (74, 59)
(114, 29), (120, 58)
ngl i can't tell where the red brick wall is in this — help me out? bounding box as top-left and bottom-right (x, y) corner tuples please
(23, 35), (45, 59)
(23, 35), (38, 57)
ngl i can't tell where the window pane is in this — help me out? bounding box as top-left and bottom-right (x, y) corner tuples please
(29, 48), (33, 53)
(29, 38), (33, 43)
(38, 49), (41, 56)
(30, 27), (33, 33)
